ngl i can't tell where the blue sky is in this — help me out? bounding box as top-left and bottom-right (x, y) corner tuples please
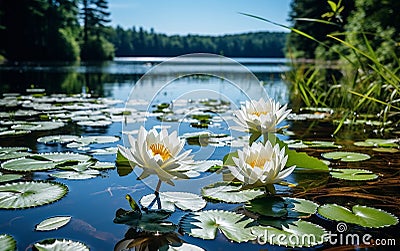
(109, 0), (291, 35)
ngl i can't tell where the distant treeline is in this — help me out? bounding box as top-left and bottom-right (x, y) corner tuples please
(0, 0), (287, 61)
(107, 27), (287, 58)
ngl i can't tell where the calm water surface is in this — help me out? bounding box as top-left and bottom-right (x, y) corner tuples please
(0, 57), (398, 250)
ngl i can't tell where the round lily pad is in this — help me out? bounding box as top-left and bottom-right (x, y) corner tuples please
(251, 220), (327, 247)
(1, 157), (59, 172)
(33, 239), (89, 251)
(202, 182), (265, 203)
(330, 168), (378, 181)
(0, 172), (23, 183)
(354, 139), (398, 148)
(140, 192), (206, 212)
(0, 234), (16, 251)
(0, 181), (68, 209)
(246, 197), (318, 218)
(321, 151), (370, 162)
(317, 204), (398, 228)
(37, 135), (80, 144)
(180, 210), (255, 243)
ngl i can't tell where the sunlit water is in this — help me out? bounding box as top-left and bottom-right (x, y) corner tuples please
(0, 57), (398, 250)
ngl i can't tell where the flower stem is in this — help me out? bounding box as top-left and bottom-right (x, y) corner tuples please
(262, 132), (268, 145)
(265, 184), (276, 195)
(154, 179), (162, 196)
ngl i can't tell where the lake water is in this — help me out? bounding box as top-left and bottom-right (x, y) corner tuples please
(0, 56), (398, 250)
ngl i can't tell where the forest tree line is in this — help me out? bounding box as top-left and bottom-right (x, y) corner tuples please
(108, 27), (287, 58)
(1, 0), (399, 62)
(0, 0), (287, 61)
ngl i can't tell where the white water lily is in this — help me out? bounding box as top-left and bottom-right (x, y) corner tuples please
(118, 126), (193, 186)
(232, 98), (291, 134)
(228, 141), (295, 185)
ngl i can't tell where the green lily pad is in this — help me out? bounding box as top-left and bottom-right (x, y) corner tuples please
(37, 135), (80, 144)
(114, 209), (176, 233)
(33, 239), (89, 251)
(354, 138), (399, 148)
(37, 152), (92, 162)
(372, 148), (399, 153)
(50, 170), (100, 180)
(1, 157), (59, 172)
(1, 153), (91, 172)
(246, 197), (318, 218)
(163, 243), (205, 251)
(303, 141), (342, 149)
(201, 182), (265, 203)
(180, 210), (255, 243)
(140, 192), (206, 212)
(0, 234), (16, 251)
(11, 121), (65, 131)
(66, 136), (119, 148)
(0, 130), (31, 137)
(0, 181), (68, 209)
(0, 172), (23, 183)
(35, 216), (71, 231)
(321, 151), (370, 162)
(330, 168), (378, 181)
(0, 147), (30, 161)
(251, 220), (327, 247)
(317, 204), (399, 228)
(91, 162), (115, 170)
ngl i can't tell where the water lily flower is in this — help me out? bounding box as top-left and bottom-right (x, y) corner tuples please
(118, 126), (193, 186)
(232, 98), (291, 134)
(227, 141), (295, 186)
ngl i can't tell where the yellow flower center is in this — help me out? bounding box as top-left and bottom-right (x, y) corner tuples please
(249, 158), (267, 168)
(149, 143), (171, 161)
(251, 111), (268, 117)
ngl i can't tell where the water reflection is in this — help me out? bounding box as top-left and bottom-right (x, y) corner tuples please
(0, 57), (289, 103)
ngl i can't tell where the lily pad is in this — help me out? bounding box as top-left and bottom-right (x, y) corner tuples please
(140, 192), (206, 212)
(1, 153), (91, 172)
(372, 148), (399, 153)
(180, 210), (255, 243)
(1, 157), (59, 172)
(321, 151), (371, 162)
(114, 209), (176, 233)
(201, 182), (265, 203)
(37, 135), (80, 144)
(251, 220), (327, 247)
(303, 141), (342, 149)
(317, 204), (398, 228)
(246, 197), (318, 218)
(330, 168), (378, 181)
(0, 130), (31, 137)
(0, 181), (68, 209)
(0, 172), (23, 183)
(33, 239), (89, 251)
(0, 147), (30, 161)
(354, 139), (398, 148)
(11, 121), (64, 131)
(66, 136), (119, 148)
(91, 162), (115, 170)
(50, 170), (100, 180)
(35, 216), (71, 231)
(0, 234), (16, 251)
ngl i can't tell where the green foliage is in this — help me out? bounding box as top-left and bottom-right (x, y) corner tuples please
(107, 27), (287, 57)
(81, 36), (114, 60)
(318, 204), (399, 228)
(55, 28), (81, 61)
